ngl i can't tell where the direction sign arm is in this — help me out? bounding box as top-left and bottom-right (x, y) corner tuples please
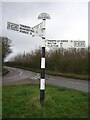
(7, 22), (34, 36)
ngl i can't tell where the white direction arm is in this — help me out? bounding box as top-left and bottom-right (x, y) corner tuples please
(7, 22), (43, 38)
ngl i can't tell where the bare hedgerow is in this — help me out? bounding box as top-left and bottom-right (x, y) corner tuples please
(7, 47), (88, 75)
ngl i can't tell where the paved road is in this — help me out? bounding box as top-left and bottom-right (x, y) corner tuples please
(3, 66), (38, 85)
(3, 66), (89, 93)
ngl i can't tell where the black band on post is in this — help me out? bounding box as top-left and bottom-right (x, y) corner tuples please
(42, 47), (45, 57)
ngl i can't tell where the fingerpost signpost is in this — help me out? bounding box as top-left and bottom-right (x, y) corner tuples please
(38, 13), (50, 105)
(7, 13), (51, 105)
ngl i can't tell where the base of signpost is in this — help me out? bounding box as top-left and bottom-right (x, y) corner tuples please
(40, 90), (45, 105)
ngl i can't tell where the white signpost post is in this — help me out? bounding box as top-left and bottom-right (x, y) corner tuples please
(7, 13), (50, 105)
(38, 13), (50, 105)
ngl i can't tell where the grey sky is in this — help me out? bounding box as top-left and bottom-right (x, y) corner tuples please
(1, 1), (88, 59)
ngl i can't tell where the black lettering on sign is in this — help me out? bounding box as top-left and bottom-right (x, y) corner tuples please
(20, 24), (30, 29)
(20, 30), (28, 34)
(20, 24), (30, 32)
(7, 22), (19, 31)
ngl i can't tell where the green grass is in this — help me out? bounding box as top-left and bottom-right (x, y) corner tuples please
(2, 85), (89, 118)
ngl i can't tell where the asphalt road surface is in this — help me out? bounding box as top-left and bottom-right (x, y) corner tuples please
(3, 66), (89, 93)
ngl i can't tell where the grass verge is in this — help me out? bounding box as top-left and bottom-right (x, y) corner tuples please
(46, 71), (88, 80)
(2, 85), (89, 118)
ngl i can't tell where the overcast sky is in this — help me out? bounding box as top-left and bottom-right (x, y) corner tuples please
(1, 0), (89, 59)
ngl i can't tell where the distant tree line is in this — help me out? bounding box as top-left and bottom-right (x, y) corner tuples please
(6, 47), (88, 76)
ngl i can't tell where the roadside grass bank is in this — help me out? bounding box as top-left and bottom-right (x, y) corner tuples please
(2, 85), (88, 118)
(2, 85), (89, 118)
(2, 68), (9, 76)
(5, 65), (88, 80)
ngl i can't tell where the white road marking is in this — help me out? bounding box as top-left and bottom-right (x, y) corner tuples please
(5, 66), (23, 77)
(31, 74), (40, 80)
(19, 71), (22, 76)
(11, 68), (23, 76)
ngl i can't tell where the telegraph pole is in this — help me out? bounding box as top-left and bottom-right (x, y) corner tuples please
(38, 13), (50, 105)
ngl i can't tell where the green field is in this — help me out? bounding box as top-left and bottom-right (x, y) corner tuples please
(2, 85), (89, 118)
